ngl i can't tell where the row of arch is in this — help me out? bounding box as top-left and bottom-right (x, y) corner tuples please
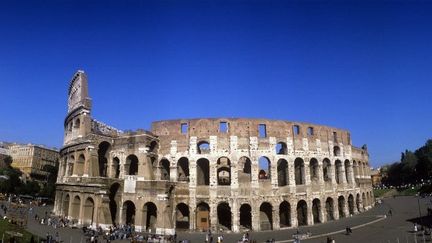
(60, 190), (374, 231)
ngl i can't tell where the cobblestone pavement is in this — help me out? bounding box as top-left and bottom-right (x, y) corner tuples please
(2, 196), (431, 242)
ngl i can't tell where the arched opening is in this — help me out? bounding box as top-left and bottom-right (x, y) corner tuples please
(294, 158), (305, 185)
(338, 196), (346, 218)
(240, 204), (252, 230)
(217, 202), (232, 230)
(312, 199), (321, 224)
(333, 146), (341, 156)
(279, 201), (291, 228)
(335, 160), (343, 184)
(239, 157), (251, 183)
(196, 202), (210, 231)
(123, 200), (136, 225)
(109, 183), (120, 224)
(83, 197), (95, 226)
(112, 157), (120, 178)
(344, 160), (352, 184)
(75, 154), (85, 176)
(309, 158), (319, 183)
(177, 157), (189, 182)
(175, 203), (190, 230)
(258, 156), (271, 180)
(275, 142), (287, 155)
(325, 197), (334, 221)
(63, 194), (70, 217)
(197, 158), (210, 185)
(98, 141), (110, 177)
(67, 156), (74, 176)
(217, 157), (231, 185)
(125, 154), (139, 176)
(277, 159), (289, 186)
(353, 161), (358, 180)
(356, 193), (361, 212)
(160, 159), (170, 180)
(323, 158), (331, 182)
(74, 118), (80, 129)
(143, 202), (157, 230)
(260, 202), (273, 230)
(297, 200), (308, 226)
(148, 141), (158, 153)
(197, 141), (210, 154)
(70, 195), (81, 220)
(348, 194), (355, 215)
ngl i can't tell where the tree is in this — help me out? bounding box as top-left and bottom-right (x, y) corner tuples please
(415, 140), (432, 180)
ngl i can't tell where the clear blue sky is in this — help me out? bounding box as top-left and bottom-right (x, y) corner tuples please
(1, 0), (431, 167)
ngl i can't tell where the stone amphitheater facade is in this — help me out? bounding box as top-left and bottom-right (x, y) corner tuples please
(53, 71), (374, 234)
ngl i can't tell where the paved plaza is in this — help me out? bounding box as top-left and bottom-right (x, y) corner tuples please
(3, 196), (432, 242)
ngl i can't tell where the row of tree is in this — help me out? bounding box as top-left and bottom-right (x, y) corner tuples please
(0, 155), (58, 198)
(381, 139), (432, 186)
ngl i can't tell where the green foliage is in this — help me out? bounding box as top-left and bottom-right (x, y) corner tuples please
(382, 139), (432, 186)
(0, 219), (40, 242)
(373, 188), (393, 198)
(0, 167), (22, 193)
(3, 155), (13, 167)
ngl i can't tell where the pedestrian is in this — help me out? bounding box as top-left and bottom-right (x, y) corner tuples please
(388, 209), (392, 217)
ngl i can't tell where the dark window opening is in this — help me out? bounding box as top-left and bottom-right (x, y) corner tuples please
(293, 125), (300, 135)
(181, 123), (188, 134)
(259, 124), (267, 138)
(220, 122), (228, 133)
(307, 127), (314, 136)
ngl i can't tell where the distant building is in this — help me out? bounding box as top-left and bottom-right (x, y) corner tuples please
(0, 142), (11, 167)
(8, 143), (59, 181)
(370, 168), (382, 187)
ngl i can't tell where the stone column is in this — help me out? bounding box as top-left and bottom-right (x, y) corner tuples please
(290, 201), (298, 227)
(92, 198), (99, 228)
(273, 205), (280, 230)
(170, 165), (177, 182)
(189, 160), (197, 187)
(340, 163), (347, 185)
(333, 200), (339, 220)
(190, 207), (196, 231)
(210, 203), (217, 232)
(67, 195), (74, 220)
(232, 201), (240, 232)
(288, 158), (296, 186)
(251, 157), (259, 189)
(304, 159), (311, 185)
(209, 158), (217, 188)
(317, 160), (324, 184)
(319, 201), (326, 223)
(119, 153), (126, 179)
(307, 201), (314, 226)
(78, 195), (85, 225)
(251, 202), (260, 231)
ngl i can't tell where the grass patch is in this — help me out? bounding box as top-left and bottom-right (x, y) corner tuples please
(0, 219), (39, 242)
(398, 186), (421, 196)
(373, 188), (394, 198)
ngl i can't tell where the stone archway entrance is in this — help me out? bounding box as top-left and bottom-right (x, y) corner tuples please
(123, 201), (136, 225)
(297, 200), (308, 226)
(196, 202), (210, 231)
(143, 202), (157, 231)
(240, 204), (252, 230)
(217, 202), (232, 230)
(175, 203), (190, 230)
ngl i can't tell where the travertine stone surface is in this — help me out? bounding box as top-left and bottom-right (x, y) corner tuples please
(54, 71), (374, 234)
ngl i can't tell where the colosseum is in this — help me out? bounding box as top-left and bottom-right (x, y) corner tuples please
(53, 71), (374, 234)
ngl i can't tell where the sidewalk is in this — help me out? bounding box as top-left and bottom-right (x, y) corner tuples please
(19, 196), (428, 243)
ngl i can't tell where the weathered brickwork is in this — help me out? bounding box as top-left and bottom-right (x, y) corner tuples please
(54, 71), (374, 234)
